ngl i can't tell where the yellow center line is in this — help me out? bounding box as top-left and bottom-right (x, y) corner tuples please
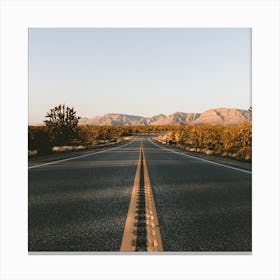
(142, 146), (163, 252)
(120, 139), (163, 252)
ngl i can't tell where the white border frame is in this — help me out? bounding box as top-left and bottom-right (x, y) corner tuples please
(1, 1), (279, 279)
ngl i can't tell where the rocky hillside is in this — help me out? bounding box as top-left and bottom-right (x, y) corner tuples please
(79, 114), (143, 126)
(79, 108), (251, 126)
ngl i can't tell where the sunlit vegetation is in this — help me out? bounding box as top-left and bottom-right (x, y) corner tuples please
(153, 123), (252, 161)
(29, 104), (251, 161)
(28, 124), (165, 155)
(29, 123), (251, 161)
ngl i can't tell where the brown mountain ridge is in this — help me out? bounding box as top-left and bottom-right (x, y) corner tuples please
(79, 108), (251, 126)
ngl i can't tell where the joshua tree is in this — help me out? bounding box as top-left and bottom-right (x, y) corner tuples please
(44, 104), (80, 145)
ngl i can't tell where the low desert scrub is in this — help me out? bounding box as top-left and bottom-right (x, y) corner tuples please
(154, 123), (252, 162)
(52, 145), (86, 152)
(28, 123), (251, 161)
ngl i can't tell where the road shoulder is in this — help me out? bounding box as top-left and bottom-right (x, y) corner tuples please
(150, 139), (252, 172)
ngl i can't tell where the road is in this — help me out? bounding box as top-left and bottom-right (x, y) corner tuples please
(28, 136), (251, 252)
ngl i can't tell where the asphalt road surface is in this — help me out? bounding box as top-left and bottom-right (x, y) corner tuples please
(28, 136), (251, 252)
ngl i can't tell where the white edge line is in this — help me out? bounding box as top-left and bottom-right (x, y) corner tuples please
(149, 139), (252, 175)
(28, 138), (136, 170)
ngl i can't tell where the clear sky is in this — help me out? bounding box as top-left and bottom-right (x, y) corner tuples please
(29, 28), (251, 124)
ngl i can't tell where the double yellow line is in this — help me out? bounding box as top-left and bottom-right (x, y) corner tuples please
(120, 139), (163, 252)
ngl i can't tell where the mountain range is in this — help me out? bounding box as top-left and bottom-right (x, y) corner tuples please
(79, 108), (251, 126)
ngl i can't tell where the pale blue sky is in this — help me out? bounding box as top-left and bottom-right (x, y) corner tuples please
(29, 28), (251, 124)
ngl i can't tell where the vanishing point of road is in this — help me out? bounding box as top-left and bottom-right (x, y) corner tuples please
(28, 136), (251, 252)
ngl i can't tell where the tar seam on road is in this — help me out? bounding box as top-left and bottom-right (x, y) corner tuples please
(120, 139), (163, 252)
(149, 139), (252, 174)
(28, 138), (136, 170)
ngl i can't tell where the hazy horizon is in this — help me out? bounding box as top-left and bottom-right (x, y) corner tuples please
(29, 28), (251, 125)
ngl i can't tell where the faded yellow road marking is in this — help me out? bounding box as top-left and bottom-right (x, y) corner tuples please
(120, 139), (163, 252)
(120, 144), (142, 251)
(142, 147), (163, 252)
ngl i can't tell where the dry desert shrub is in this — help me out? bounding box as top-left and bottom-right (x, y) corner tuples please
(155, 123), (252, 161)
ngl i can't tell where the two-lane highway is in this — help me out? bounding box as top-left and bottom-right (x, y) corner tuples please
(28, 136), (251, 252)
